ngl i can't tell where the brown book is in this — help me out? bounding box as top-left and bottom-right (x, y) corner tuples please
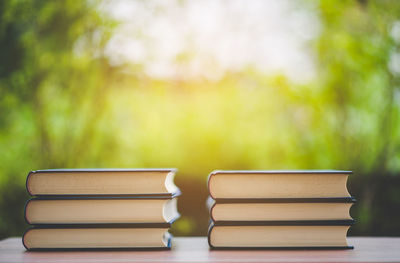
(25, 197), (179, 224)
(26, 168), (179, 196)
(23, 225), (172, 250)
(208, 170), (352, 199)
(207, 197), (355, 221)
(208, 221), (354, 249)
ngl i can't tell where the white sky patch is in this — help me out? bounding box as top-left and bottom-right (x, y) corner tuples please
(103, 0), (319, 82)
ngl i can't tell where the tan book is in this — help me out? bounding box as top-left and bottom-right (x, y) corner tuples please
(208, 170), (352, 199)
(23, 226), (172, 250)
(26, 168), (179, 196)
(208, 222), (353, 249)
(207, 197), (355, 221)
(25, 197), (179, 224)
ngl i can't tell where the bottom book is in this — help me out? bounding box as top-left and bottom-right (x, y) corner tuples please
(208, 221), (354, 249)
(23, 225), (172, 250)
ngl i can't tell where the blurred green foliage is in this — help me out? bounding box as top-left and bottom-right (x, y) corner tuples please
(1, 0), (400, 238)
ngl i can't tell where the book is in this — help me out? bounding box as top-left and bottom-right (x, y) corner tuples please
(26, 168), (179, 196)
(207, 197), (355, 221)
(25, 197), (180, 224)
(208, 170), (352, 199)
(23, 225), (172, 250)
(208, 221), (354, 249)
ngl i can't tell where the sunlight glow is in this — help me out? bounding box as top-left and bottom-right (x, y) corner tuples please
(104, 0), (319, 82)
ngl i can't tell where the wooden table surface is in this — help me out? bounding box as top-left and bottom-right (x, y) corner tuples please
(1, 237), (400, 263)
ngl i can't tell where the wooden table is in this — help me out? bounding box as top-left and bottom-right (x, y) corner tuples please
(1, 237), (400, 263)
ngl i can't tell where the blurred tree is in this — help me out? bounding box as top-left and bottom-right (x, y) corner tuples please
(314, 0), (400, 235)
(0, 0), (116, 237)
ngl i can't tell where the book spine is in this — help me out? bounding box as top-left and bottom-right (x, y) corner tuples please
(21, 228), (30, 250)
(24, 199), (31, 225)
(207, 172), (216, 199)
(25, 170), (36, 196)
(207, 222), (215, 249)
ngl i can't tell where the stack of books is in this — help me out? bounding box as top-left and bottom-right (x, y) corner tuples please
(23, 168), (180, 250)
(207, 170), (355, 249)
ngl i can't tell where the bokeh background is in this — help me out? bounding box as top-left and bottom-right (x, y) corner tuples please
(1, 0), (400, 239)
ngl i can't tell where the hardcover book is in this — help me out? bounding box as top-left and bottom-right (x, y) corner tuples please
(26, 168), (179, 196)
(23, 224), (173, 250)
(208, 220), (354, 249)
(207, 196), (355, 221)
(208, 170), (352, 199)
(25, 196), (180, 224)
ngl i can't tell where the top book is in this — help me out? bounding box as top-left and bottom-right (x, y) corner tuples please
(26, 169), (180, 197)
(208, 170), (352, 199)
